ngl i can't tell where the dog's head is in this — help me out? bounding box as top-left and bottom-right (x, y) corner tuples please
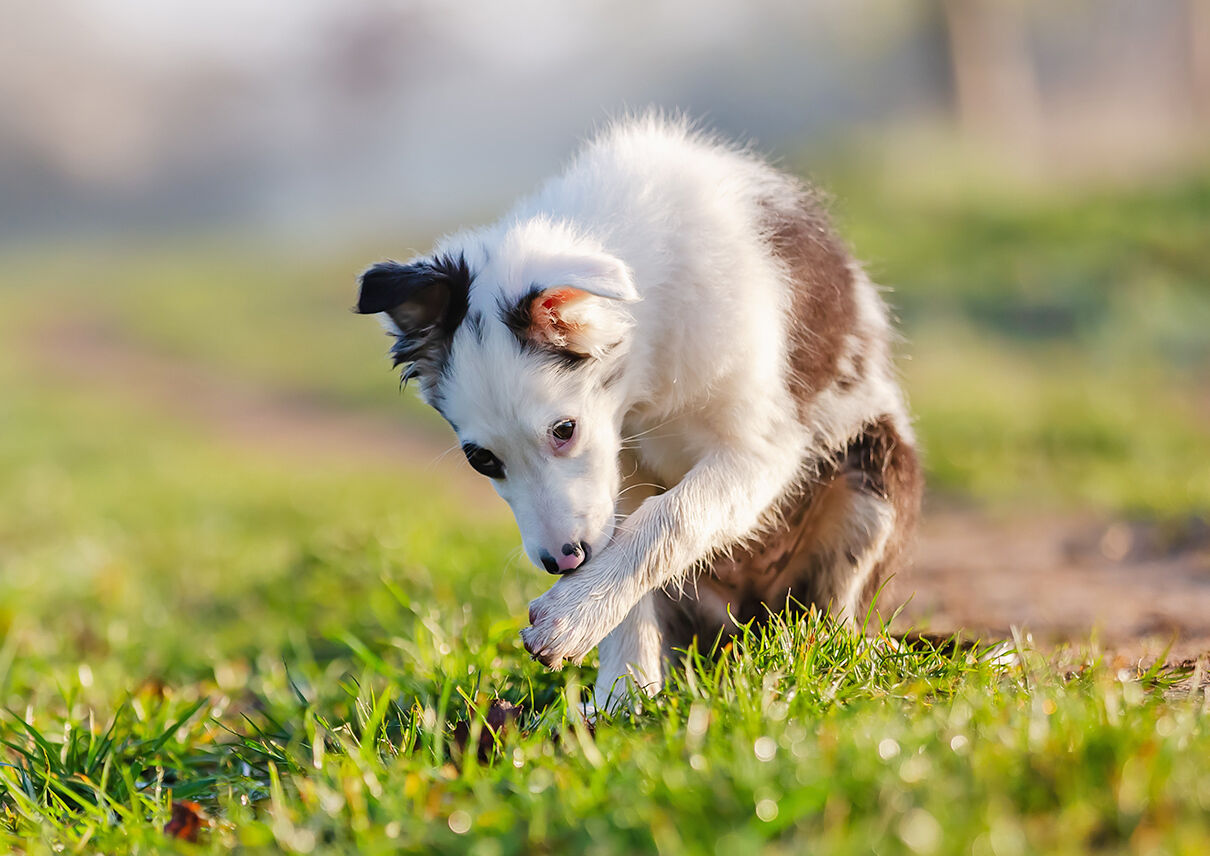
(356, 224), (637, 575)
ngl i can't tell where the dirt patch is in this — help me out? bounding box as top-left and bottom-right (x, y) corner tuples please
(897, 508), (1210, 665)
(22, 321), (1210, 668)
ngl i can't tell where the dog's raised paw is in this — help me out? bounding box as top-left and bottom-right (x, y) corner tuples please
(523, 572), (633, 669)
(520, 625), (565, 670)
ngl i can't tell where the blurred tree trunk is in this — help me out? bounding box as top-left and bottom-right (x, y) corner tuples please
(941, 0), (1041, 151)
(1191, 0), (1210, 125)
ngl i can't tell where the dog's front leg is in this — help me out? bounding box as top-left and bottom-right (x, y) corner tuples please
(522, 444), (801, 669)
(592, 592), (663, 712)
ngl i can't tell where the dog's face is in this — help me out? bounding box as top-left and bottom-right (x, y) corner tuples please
(356, 229), (637, 575)
(441, 331), (625, 573)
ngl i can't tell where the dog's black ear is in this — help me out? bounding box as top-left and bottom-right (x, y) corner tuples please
(356, 257), (468, 335)
(356, 254), (471, 376)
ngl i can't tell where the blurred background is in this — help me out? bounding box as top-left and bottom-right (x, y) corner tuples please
(5, 0), (1208, 240)
(2, 0), (1209, 677)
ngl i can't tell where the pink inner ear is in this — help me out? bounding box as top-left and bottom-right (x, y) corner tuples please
(530, 288), (584, 344)
(538, 288), (578, 312)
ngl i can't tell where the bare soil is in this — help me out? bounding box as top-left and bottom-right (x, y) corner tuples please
(24, 322), (1210, 668)
(898, 507), (1210, 667)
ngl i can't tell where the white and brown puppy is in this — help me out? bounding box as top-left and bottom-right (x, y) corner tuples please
(355, 115), (921, 711)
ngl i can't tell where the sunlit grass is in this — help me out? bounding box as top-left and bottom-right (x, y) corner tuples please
(906, 324), (1210, 513)
(1, 288), (1208, 852)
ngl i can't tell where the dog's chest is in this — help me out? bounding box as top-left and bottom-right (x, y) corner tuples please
(623, 411), (723, 488)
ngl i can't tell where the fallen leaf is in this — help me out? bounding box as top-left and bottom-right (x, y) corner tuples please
(165, 800), (208, 842)
(452, 699), (524, 762)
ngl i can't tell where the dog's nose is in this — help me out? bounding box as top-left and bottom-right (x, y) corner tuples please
(540, 541), (590, 574)
(558, 541), (591, 571)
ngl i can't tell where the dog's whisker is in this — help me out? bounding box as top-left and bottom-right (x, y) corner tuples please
(619, 458), (642, 481)
(619, 404), (713, 445)
(617, 482), (666, 497)
(429, 442), (464, 467)
(619, 432), (677, 445)
(619, 416), (681, 444)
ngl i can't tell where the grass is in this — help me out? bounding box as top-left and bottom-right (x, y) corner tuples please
(2, 381), (1206, 854)
(1, 168), (1209, 851)
(826, 164), (1210, 513)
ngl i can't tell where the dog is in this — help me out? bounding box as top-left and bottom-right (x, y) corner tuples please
(355, 115), (921, 711)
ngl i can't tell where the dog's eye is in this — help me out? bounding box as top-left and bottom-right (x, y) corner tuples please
(462, 443), (504, 479)
(550, 419), (576, 445)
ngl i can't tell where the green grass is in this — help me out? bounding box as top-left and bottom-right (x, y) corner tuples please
(2, 293), (1208, 856)
(834, 166), (1210, 512)
(2, 169), (1209, 852)
(2, 364), (1206, 853)
(11, 612), (1210, 854)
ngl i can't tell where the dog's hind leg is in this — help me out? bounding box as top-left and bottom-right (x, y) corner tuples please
(768, 416), (921, 627)
(798, 486), (898, 626)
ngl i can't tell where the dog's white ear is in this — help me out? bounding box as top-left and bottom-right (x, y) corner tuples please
(529, 252), (639, 304)
(354, 254), (471, 378)
(511, 252), (637, 359)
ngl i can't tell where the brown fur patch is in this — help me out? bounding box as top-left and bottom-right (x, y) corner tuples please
(761, 192), (859, 413)
(658, 417), (922, 651)
(854, 417), (922, 612)
(836, 349), (865, 392)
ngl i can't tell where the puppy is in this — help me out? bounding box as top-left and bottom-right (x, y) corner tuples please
(355, 115), (921, 711)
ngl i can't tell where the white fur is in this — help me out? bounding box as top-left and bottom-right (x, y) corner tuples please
(377, 115), (912, 712)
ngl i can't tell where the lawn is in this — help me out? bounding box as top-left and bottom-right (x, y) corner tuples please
(1, 168), (1208, 853)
